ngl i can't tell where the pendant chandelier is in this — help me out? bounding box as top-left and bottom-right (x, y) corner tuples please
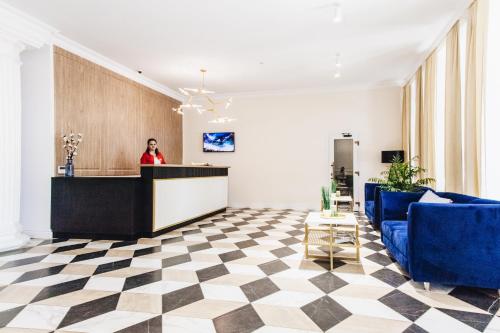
(172, 69), (236, 123)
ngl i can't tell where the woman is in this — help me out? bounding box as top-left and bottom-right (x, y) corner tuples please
(140, 138), (167, 165)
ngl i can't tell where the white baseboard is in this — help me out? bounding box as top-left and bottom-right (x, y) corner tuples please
(23, 229), (53, 239)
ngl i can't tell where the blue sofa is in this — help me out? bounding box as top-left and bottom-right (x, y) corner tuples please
(380, 190), (500, 289)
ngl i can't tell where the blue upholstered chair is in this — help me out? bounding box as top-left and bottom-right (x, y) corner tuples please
(364, 183), (379, 223)
(380, 191), (500, 289)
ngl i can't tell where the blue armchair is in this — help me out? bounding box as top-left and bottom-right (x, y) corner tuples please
(380, 191), (500, 289)
(364, 183), (379, 223)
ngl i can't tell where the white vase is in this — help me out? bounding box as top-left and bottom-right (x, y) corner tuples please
(323, 209), (332, 217)
(336, 190), (341, 197)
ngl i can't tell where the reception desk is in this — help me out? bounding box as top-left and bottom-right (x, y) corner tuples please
(51, 165), (229, 239)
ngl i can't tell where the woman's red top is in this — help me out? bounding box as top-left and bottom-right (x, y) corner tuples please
(140, 152), (166, 164)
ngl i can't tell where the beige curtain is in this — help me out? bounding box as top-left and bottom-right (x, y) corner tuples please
(413, 67), (423, 165)
(402, 84), (411, 162)
(421, 52), (437, 181)
(444, 23), (464, 193)
(464, 0), (488, 196)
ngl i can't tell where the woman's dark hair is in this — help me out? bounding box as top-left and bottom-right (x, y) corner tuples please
(145, 138), (159, 155)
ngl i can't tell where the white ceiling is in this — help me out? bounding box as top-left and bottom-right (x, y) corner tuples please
(5, 0), (471, 94)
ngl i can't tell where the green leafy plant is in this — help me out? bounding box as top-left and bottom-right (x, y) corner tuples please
(369, 155), (435, 192)
(321, 186), (331, 210)
(330, 179), (337, 194)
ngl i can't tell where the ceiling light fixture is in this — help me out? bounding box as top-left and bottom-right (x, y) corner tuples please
(332, 3), (342, 23)
(172, 69), (235, 123)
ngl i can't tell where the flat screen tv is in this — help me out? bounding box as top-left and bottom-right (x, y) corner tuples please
(203, 132), (235, 152)
(381, 150), (404, 163)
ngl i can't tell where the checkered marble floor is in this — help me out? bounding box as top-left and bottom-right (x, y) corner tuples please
(0, 208), (499, 333)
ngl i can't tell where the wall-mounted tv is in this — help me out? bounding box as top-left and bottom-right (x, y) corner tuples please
(203, 132), (235, 152)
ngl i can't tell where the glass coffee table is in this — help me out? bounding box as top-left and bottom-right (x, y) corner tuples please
(303, 212), (360, 270)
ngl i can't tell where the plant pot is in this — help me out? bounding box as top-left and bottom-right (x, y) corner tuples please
(65, 158), (74, 177)
(323, 209), (332, 217)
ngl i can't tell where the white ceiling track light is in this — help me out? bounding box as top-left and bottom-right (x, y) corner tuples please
(332, 2), (342, 23)
(172, 69), (235, 123)
(334, 53), (342, 79)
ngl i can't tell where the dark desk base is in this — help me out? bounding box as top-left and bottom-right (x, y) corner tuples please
(53, 208), (226, 240)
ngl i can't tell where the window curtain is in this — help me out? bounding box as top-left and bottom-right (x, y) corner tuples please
(444, 23), (464, 193)
(402, 84), (411, 162)
(464, 0), (489, 196)
(413, 67), (423, 165)
(421, 52), (437, 182)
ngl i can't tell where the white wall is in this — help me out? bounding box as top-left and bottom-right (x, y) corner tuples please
(20, 45), (54, 238)
(183, 87), (402, 211)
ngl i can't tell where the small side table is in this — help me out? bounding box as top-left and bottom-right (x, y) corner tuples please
(331, 195), (354, 211)
(303, 212), (360, 270)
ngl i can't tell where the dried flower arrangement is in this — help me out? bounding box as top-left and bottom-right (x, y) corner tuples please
(62, 133), (83, 160)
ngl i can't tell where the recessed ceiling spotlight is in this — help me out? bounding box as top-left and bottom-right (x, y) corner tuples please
(334, 72), (341, 79)
(137, 70), (143, 74)
(333, 3), (342, 23)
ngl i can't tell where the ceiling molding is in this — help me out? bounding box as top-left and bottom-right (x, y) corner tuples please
(53, 33), (184, 101)
(212, 81), (402, 99)
(0, 1), (55, 48)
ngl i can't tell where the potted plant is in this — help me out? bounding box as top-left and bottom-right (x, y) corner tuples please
(331, 179), (338, 196)
(369, 155), (435, 192)
(321, 186), (332, 216)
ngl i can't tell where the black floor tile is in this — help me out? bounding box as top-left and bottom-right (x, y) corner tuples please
(247, 231), (267, 239)
(162, 254), (191, 268)
(258, 259), (290, 276)
(13, 264), (67, 284)
(182, 229), (201, 235)
(53, 243), (88, 253)
(301, 296), (351, 331)
(363, 241), (385, 252)
(309, 272), (348, 293)
(58, 293), (120, 329)
(270, 246), (296, 258)
(71, 250), (108, 263)
(196, 264), (229, 283)
(110, 240), (138, 249)
(0, 255), (48, 269)
(365, 253), (395, 266)
(206, 234), (227, 242)
(31, 277), (91, 303)
(187, 242), (212, 253)
(213, 304), (264, 333)
(403, 324), (429, 333)
(235, 239), (258, 249)
(371, 268), (410, 287)
(94, 259), (132, 275)
(0, 306), (25, 327)
(123, 270), (162, 291)
(437, 308), (493, 331)
(221, 227), (239, 233)
(219, 250), (246, 263)
(240, 277), (280, 302)
(379, 290), (430, 321)
(161, 236), (184, 245)
(162, 284), (204, 313)
(449, 287), (500, 314)
(279, 237), (301, 246)
(116, 315), (162, 333)
(133, 246), (162, 257)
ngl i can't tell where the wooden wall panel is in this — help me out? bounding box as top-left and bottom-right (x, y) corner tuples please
(54, 47), (182, 176)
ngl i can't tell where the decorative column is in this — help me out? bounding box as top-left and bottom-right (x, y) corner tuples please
(0, 37), (30, 251)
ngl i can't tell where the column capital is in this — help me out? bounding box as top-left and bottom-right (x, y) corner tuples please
(0, 2), (56, 49)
